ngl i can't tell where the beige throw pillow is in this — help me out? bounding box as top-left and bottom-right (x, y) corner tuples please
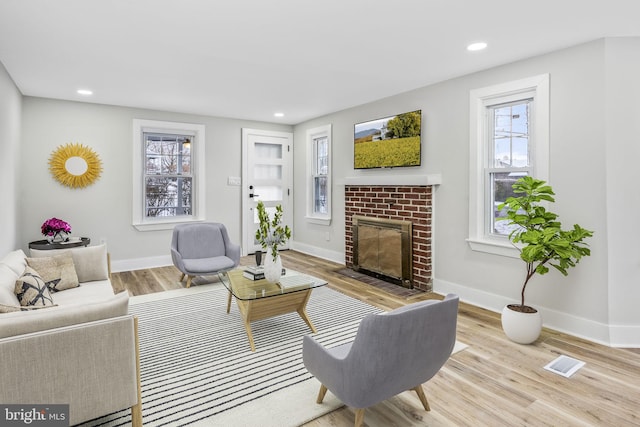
(14, 266), (55, 307)
(26, 253), (79, 292)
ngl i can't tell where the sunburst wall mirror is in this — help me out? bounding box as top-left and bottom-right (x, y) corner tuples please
(49, 142), (103, 188)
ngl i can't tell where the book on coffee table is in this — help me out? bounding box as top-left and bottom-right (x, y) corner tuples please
(243, 266), (286, 281)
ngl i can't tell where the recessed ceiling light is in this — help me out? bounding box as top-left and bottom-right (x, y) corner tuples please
(274, 112), (284, 118)
(467, 42), (487, 52)
(77, 89), (93, 96)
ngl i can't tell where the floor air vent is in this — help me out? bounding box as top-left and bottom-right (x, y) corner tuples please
(544, 355), (585, 378)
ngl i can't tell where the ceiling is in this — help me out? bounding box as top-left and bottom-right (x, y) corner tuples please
(1, 1), (639, 125)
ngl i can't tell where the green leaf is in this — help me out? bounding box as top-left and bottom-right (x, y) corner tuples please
(500, 176), (594, 307)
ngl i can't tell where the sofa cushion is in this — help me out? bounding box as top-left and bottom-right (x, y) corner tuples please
(14, 267), (56, 307)
(183, 256), (236, 273)
(51, 279), (115, 305)
(0, 264), (20, 306)
(0, 249), (27, 277)
(0, 290), (129, 339)
(0, 303), (56, 313)
(30, 244), (109, 282)
(26, 253), (79, 292)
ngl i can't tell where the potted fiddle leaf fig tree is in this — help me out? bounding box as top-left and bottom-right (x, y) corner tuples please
(255, 201), (291, 283)
(497, 176), (593, 344)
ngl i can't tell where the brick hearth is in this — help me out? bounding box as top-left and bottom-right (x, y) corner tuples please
(345, 185), (432, 291)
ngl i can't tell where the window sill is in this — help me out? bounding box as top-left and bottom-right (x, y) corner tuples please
(467, 238), (520, 258)
(133, 217), (204, 232)
(306, 216), (331, 226)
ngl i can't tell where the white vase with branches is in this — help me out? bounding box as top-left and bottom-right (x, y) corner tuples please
(255, 201), (291, 283)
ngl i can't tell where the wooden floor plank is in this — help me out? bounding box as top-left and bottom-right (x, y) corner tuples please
(111, 250), (640, 426)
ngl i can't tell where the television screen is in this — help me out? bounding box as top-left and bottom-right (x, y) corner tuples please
(354, 110), (422, 169)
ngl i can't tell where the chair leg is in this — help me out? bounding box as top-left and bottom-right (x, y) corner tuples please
(179, 273), (185, 282)
(316, 384), (328, 403)
(186, 275), (193, 288)
(354, 408), (365, 427)
(413, 385), (431, 411)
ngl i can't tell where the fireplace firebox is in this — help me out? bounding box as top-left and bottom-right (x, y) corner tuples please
(352, 216), (413, 288)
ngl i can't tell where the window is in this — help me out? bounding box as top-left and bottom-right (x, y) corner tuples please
(306, 124), (332, 225)
(133, 119), (206, 231)
(489, 100), (532, 236)
(144, 133), (192, 217)
(468, 74), (549, 256)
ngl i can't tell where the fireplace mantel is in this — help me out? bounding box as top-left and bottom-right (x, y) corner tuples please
(340, 174), (442, 186)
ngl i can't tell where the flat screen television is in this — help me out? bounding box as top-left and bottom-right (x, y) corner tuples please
(354, 110), (422, 169)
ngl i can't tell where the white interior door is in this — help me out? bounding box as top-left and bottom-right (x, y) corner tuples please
(242, 129), (293, 255)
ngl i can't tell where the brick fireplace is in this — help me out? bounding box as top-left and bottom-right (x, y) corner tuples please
(345, 184), (433, 292)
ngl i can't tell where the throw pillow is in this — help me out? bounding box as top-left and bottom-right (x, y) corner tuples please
(26, 253), (79, 292)
(0, 264), (21, 306)
(14, 266), (55, 307)
(0, 249), (28, 276)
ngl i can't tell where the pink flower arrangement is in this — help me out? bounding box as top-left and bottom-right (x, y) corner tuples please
(41, 217), (71, 237)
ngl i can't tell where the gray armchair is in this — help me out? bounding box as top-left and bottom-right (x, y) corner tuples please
(171, 222), (241, 288)
(303, 294), (459, 427)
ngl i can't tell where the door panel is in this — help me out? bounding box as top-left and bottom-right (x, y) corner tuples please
(242, 129), (293, 255)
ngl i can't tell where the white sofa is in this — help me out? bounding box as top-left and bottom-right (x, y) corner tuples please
(0, 245), (142, 426)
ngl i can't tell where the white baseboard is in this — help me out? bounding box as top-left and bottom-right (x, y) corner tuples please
(434, 278), (639, 348)
(111, 254), (172, 273)
(608, 324), (640, 348)
(289, 241), (345, 265)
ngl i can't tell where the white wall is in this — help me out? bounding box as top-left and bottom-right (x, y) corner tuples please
(293, 38), (639, 346)
(604, 37), (640, 346)
(19, 98), (291, 270)
(0, 61), (22, 256)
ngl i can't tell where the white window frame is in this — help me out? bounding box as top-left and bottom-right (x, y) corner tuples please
(132, 119), (206, 231)
(468, 74), (549, 257)
(306, 124), (332, 225)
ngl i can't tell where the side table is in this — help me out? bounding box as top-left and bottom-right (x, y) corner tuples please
(28, 237), (91, 250)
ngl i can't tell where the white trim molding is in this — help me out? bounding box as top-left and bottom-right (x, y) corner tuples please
(132, 119), (206, 231)
(468, 74), (549, 257)
(306, 124), (332, 225)
(340, 174), (442, 186)
(433, 277), (637, 347)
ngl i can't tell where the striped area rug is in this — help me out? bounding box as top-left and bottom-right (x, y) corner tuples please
(82, 283), (381, 427)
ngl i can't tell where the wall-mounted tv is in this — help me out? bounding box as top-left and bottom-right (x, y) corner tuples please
(354, 110), (422, 169)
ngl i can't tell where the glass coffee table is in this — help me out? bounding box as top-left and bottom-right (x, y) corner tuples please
(218, 269), (327, 352)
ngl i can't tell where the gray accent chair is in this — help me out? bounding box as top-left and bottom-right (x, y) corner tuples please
(303, 293), (459, 427)
(171, 222), (241, 288)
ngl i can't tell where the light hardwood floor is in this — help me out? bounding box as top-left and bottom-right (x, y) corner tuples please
(112, 250), (640, 427)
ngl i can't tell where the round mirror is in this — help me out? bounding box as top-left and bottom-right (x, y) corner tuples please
(64, 156), (89, 176)
(49, 143), (103, 188)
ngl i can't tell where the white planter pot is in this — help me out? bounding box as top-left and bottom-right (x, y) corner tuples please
(501, 305), (542, 344)
(263, 252), (283, 283)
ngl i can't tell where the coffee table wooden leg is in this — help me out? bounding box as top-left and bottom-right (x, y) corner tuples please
(297, 290), (317, 333)
(226, 290), (232, 314)
(243, 318), (256, 352)
(241, 301), (256, 352)
(298, 307), (317, 333)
